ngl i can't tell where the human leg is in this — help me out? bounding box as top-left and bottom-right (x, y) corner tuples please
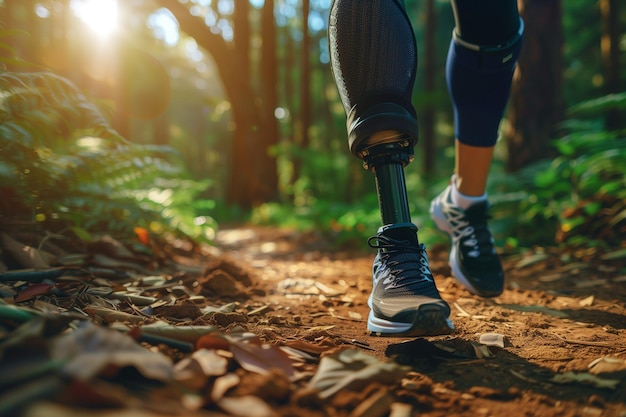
(329, 0), (452, 336)
(431, 0), (523, 297)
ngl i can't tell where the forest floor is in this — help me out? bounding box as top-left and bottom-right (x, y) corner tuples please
(1, 225), (625, 417)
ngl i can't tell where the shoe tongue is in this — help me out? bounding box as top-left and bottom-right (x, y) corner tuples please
(382, 227), (419, 247)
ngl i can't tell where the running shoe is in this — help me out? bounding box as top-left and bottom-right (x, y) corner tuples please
(367, 224), (454, 336)
(430, 185), (504, 297)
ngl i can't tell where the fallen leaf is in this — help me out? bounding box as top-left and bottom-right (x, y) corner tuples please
(200, 302), (237, 316)
(21, 402), (209, 417)
(308, 349), (410, 399)
(348, 311), (362, 320)
(211, 373), (241, 402)
(349, 387), (395, 417)
(110, 292), (157, 306)
(230, 340), (295, 378)
(218, 395), (278, 417)
(0, 283), (17, 297)
(88, 235), (136, 260)
(139, 321), (218, 343)
(15, 283), (54, 302)
(174, 349), (228, 390)
(479, 333), (505, 348)
(579, 295), (595, 306)
(196, 333), (232, 351)
(551, 371), (619, 390)
(588, 357), (626, 376)
(190, 348), (229, 376)
(283, 339), (329, 355)
(471, 342), (492, 359)
(0, 233), (51, 269)
(134, 227), (151, 245)
(91, 254), (149, 274)
(515, 252), (548, 268)
(51, 321), (173, 381)
(84, 306), (145, 324)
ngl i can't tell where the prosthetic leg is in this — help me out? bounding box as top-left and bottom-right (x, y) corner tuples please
(329, 0), (419, 241)
(329, 0), (453, 336)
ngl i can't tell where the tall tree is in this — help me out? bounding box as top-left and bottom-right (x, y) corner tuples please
(153, 0), (278, 208)
(420, 0), (437, 175)
(505, 0), (564, 171)
(260, 0), (279, 199)
(600, 0), (622, 131)
(293, 0), (311, 184)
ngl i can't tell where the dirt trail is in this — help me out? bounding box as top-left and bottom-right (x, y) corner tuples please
(212, 226), (626, 417)
(2, 225), (625, 417)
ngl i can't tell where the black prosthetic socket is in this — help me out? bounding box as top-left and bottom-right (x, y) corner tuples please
(329, 0), (419, 242)
(329, 0), (419, 157)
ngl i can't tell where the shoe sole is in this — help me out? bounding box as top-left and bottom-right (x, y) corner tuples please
(430, 197), (483, 296)
(368, 304), (454, 337)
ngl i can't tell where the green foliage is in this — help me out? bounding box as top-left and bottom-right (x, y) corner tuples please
(493, 94), (626, 248)
(0, 71), (215, 243)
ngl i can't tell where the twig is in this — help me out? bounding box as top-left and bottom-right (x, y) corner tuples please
(453, 301), (471, 317)
(551, 333), (612, 347)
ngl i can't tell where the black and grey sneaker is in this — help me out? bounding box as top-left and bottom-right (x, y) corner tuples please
(430, 185), (504, 297)
(367, 224), (453, 337)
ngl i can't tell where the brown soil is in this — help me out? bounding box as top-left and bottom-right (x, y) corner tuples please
(3, 225), (625, 417)
(209, 226), (626, 417)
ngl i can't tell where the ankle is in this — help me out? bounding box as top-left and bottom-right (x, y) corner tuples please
(451, 176), (487, 210)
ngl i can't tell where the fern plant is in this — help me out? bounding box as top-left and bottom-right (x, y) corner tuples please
(0, 71), (214, 244)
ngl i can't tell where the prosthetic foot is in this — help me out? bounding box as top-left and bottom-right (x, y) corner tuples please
(329, 0), (452, 336)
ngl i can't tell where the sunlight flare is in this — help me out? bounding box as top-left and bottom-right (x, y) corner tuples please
(72, 0), (118, 38)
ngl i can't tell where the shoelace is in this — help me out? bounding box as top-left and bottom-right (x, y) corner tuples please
(446, 205), (495, 258)
(367, 235), (433, 284)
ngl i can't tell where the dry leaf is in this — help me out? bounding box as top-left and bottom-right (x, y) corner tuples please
(196, 333), (232, 351)
(349, 387), (394, 417)
(88, 235), (136, 260)
(0, 233), (51, 269)
(84, 306), (145, 325)
(479, 333), (505, 348)
(389, 403), (413, 417)
(230, 340), (295, 378)
(211, 373), (241, 402)
(348, 311), (362, 320)
(551, 371), (619, 390)
(283, 339), (329, 355)
(51, 322), (173, 381)
(139, 321), (217, 343)
(190, 349), (228, 376)
(588, 357), (626, 376)
(15, 283), (55, 302)
(22, 402), (209, 417)
(579, 295), (595, 307)
(174, 349), (228, 390)
(308, 349), (410, 399)
(471, 342), (492, 359)
(218, 395), (278, 417)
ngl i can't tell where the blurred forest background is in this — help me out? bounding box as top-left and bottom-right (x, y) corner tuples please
(0, 0), (624, 252)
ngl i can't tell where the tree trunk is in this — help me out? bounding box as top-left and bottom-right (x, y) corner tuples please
(153, 0), (278, 209)
(600, 0), (621, 131)
(505, 0), (564, 172)
(259, 0), (279, 202)
(420, 0), (437, 175)
(293, 0), (311, 184)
